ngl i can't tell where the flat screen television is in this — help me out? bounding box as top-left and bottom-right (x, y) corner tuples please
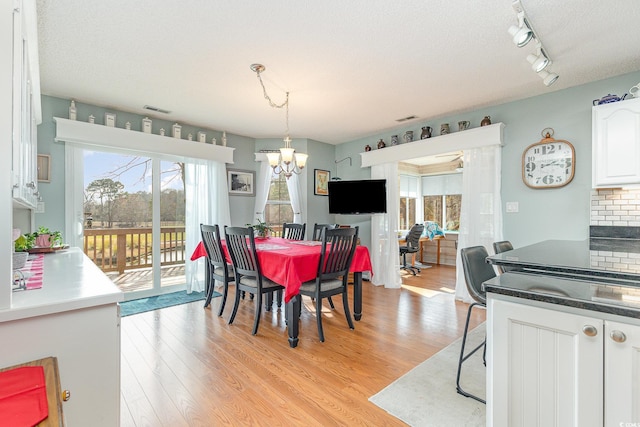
(328, 179), (387, 214)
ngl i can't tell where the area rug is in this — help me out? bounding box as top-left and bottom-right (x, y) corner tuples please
(369, 323), (486, 426)
(119, 290), (219, 317)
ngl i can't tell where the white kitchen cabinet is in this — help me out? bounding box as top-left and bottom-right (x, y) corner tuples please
(11, 0), (41, 209)
(488, 298), (640, 427)
(0, 248), (123, 426)
(592, 97), (640, 188)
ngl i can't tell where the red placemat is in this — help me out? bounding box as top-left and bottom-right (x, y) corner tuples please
(23, 254), (44, 290)
(0, 366), (48, 426)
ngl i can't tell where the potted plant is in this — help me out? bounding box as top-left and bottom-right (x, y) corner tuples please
(247, 219), (273, 239)
(31, 226), (63, 248)
(14, 232), (35, 252)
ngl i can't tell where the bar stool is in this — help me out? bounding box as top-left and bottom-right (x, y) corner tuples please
(456, 246), (495, 404)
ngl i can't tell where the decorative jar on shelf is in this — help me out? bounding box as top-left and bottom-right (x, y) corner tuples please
(421, 126), (432, 139)
(377, 139), (386, 149)
(69, 100), (77, 120)
(403, 130), (413, 143)
(481, 116), (492, 126)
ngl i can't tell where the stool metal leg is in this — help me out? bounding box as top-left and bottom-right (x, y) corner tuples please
(455, 302), (486, 404)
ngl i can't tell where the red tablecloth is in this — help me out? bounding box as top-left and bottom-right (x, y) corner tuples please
(191, 237), (372, 303)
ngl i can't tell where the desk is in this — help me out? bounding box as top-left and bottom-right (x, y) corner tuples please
(398, 235), (445, 266)
(191, 238), (372, 347)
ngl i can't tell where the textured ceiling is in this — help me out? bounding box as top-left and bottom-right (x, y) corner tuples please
(36, 0), (640, 144)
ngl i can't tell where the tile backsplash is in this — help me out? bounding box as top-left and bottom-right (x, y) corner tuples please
(590, 188), (640, 227)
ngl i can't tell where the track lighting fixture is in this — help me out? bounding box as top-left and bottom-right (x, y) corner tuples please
(509, 0), (559, 86)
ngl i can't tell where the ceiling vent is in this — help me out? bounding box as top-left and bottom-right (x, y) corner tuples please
(395, 115), (418, 123)
(143, 105), (171, 114)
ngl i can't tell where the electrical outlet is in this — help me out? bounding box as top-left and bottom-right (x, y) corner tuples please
(506, 202), (519, 213)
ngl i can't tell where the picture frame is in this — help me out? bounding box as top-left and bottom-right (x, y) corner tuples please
(314, 169), (330, 196)
(227, 169), (256, 196)
(37, 154), (51, 182)
(104, 112), (116, 127)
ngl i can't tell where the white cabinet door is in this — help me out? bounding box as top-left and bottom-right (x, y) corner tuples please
(489, 299), (603, 427)
(11, 0), (38, 209)
(592, 97), (640, 187)
(604, 319), (640, 426)
(0, 304), (121, 426)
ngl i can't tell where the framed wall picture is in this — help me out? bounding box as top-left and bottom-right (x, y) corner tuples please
(314, 169), (330, 196)
(227, 169), (256, 196)
(37, 154), (51, 182)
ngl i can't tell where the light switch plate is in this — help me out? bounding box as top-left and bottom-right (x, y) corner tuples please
(506, 202), (519, 213)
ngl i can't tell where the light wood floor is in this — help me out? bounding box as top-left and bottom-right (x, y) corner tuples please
(120, 265), (486, 426)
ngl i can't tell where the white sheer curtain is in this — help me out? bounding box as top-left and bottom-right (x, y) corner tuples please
(371, 163), (402, 288)
(455, 145), (503, 302)
(254, 161), (272, 222)
(285, 172), (303, 223)
(185, 159), (231, 293)
(64, 144), (85, 248)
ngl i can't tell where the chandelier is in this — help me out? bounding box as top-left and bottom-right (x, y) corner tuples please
(251, 63), (308, 178)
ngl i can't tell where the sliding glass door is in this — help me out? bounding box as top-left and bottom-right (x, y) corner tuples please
(83, 151), (186, 299)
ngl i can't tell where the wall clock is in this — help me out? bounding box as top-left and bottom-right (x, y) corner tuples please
(522, 128), (575, 189)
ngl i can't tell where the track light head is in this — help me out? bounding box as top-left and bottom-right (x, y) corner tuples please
(527, 52), (549, 72)
(537, 70), (559, 87)
(508, 11), (534, 47)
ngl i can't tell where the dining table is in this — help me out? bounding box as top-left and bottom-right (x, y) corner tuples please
(190, 237), (373, 348)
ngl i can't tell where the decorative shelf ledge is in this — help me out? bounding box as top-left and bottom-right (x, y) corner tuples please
(360, 122), (504, 167)
(54, 117), (235, 164)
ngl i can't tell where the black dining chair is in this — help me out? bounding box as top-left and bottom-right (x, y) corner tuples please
(298, 226), (359, 342)
(399, 224), (424, 275)
(312, 223), (337, 241)
(493, 240), (515, 274)
(457, 246), (495, 404)
(224, 226), (285, 335)
(282, 222), (306, 240)
(200, 224), (234, 316)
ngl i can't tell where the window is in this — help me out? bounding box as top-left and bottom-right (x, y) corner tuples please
(422, 173), (462, 231)
(399, 198), (416, 230)
(399, 175), (419, 230)
(265, 171), (293, 232)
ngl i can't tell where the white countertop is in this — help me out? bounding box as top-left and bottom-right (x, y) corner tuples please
(0, 247), (123, 322)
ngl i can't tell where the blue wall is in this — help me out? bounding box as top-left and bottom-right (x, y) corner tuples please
(35, 96), (338, 237)
(36, 70), (640, 249)
(337, 70), (640, 248)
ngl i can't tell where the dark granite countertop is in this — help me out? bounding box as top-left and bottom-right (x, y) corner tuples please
(484, 272), (640, 318)
(487, 239), (640, 283)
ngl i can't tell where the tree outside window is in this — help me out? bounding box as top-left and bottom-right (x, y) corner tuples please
(423, 194), (461, 231)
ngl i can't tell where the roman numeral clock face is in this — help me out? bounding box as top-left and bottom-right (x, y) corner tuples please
(522, 138), (575, 189)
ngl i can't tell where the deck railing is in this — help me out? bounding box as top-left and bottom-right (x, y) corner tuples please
(84, 227), (186, 274)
